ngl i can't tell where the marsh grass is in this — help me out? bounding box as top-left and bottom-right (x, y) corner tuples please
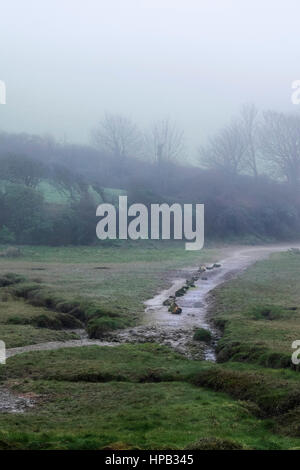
(1, 245), (300, 449)
(1, 344), (300, 449)
(212, 251), (300, 369)
(0, 243), (222, 346)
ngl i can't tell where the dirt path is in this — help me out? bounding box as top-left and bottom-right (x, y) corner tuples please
(103, 244), (300, 359)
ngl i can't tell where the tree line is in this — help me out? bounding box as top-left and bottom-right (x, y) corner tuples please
(200, 104), (300, 190)
(0, 106), (300, 245)
(91, 107), (300, 191)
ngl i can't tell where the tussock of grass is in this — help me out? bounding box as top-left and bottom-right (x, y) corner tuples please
(193, 328), (212, 343)
(191, 366), (300, 416)
(6, 277), (128, 336)
(87, 317), (128, 338)
(0, 273), (25, 287)
(10, 282), (41, 299)
(216, 341), (296, 370)
(7, 312), (82, 330)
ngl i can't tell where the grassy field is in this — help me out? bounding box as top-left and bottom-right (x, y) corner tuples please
(1, 344), (300, 450)
(0, 244), (300, 449)
(0, 242), (221, 347)
(212, 250), (300, 368)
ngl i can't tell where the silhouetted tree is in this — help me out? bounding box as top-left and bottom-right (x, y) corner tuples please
(145, 118), (186, 164)
(239, 103), (260, 178)
(259, 111), (300, 190)
(199, 120), (247, 176)
(91, 112), (143, 160)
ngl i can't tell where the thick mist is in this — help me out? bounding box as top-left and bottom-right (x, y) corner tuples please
(1, 0), (300, 160)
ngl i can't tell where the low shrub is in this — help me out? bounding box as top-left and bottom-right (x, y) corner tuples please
(193, 328), (212, 343)
(0, 273), (25, 287)
(30, 290), (62, 309)
(87, 316), (126, 338)
(85, 305), (121, 320)
(55, 301), (87, 322)
(10, 282), (41, 299)
(55, 313), (83, 329)
(55, 300), (80, 314)
(31, 314), (62, 329)
(32, 313), (82, 330)
(7, 312), (82, 330)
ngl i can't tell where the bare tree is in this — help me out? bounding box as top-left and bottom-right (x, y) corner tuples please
(239, 103), (260, 178)
(145, 118), (186, 164)
(91, 112), (143, 159)
(199, 120), (247, 176)
(259, 111), (300, 189)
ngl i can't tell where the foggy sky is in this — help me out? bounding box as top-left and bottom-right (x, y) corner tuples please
(1, 0), (300, 160)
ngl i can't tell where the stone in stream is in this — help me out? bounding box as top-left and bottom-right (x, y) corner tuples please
(185, 279), (196, 288)
(163, 295), (176, 306)
(175, 287), (187, 297)
(168, 302), (182, 314)
(172, 306), (182, 315)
